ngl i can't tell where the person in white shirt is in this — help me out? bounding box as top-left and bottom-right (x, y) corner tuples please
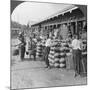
(45, 38), (52, 47)
(71, 35), (82, 77)
(44, 36), (52, 68)
(72, 38), (81, 50)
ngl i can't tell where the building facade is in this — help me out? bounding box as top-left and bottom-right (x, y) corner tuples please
(31, 5), (87, 39)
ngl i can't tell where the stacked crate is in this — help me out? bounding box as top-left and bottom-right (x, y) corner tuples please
(36, 43), (43, 58)
(64, 41), (73, 69)
(48, 46), (55, 67)
(48, 40), (67, 68)
(59, 40), (67, 68)
(52, 43), (61, 68)
(64, 40), (72, 56)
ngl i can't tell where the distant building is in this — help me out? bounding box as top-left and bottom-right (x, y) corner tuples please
(11, 28), (21, 38)
(11, 21), (29, 38)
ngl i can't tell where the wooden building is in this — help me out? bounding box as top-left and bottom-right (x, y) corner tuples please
(31, 5), (87, 39)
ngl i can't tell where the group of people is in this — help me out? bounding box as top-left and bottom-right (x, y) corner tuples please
(13, 32), (26, 61)
(43, 34), (86, 77)
(14, 31), (86, 77)
(14, 32), (37, 61)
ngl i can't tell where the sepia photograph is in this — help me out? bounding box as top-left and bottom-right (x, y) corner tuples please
(11, 0), (87, 89)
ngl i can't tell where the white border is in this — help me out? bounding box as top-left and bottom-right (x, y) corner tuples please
(0, 0), (89, 90)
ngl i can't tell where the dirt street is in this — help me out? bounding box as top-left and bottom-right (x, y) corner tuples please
(11, 59), (87, 89)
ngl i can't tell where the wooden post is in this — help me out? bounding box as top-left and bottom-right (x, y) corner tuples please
(75, 21), (78, 34)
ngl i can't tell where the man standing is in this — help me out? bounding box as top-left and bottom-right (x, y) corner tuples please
(28, 37), (37, 61)
(44, 36), (52, 68)
(71, 35), (82, 77)
(18, 32), (26, 61)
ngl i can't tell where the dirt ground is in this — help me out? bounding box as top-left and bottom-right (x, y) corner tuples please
(11, 59), (87, 89)
(11, 39), (87, 89)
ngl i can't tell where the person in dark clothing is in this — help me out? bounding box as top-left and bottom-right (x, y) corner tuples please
(44, 36), (52, 68)
(18, 33), (26, 61)
(20, 38), (26, 61)
(28, 37), (37, 61)
(44, 46), (50, 67)
(31, 39), (37, 61)
(73, 49), (82, 76)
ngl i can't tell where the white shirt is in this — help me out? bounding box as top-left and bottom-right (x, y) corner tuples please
(33, 38), (37, 43)
(71, 39), (81, 50)
(45, 38), (52, 47)
(26, 38), (30, 51)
